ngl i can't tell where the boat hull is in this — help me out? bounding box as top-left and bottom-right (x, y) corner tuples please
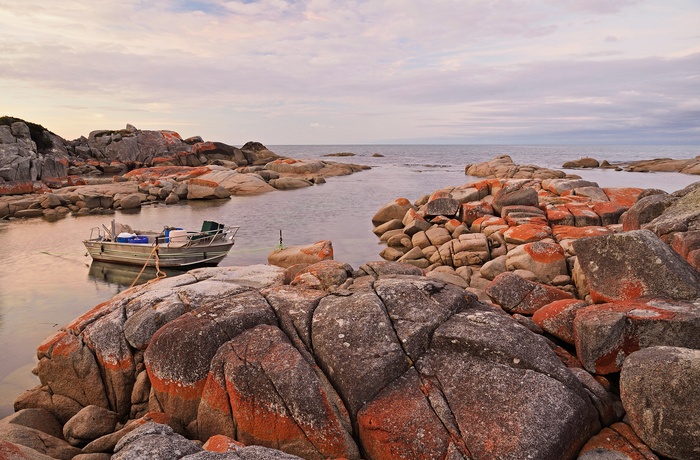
(84, 240), (235, 268)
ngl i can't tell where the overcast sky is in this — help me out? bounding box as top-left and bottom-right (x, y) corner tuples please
(1, 0), (698, 145)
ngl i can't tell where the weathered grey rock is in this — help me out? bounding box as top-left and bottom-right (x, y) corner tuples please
(355, 261), (424, 278)
(312, 287), (409, 417)
(642, 184), (700, 238)
(373, 276), (472, 360)
(486, 272), (573, 315)
(424, 197), (460, 218)
(620, 347), (700, 460)
(572, 229), (700, 303)
(112, 422), (202, 460)
(63, 405), (120, 446)
(414, 310), (600, 460)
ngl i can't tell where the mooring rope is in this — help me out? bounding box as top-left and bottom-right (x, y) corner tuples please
(130, 244), (166, 288)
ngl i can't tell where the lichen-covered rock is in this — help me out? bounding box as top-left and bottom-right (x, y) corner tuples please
(203, 325), (359, 459)
(572, 229), (700, 303)
(620, 347), (700, 460)
(267, 241), (334, 268)
(145, 289), (277, 427)
(486, 272), (573, 315)
(415, 310), (600, 460)
(112, 422), (202, 460)
(505, 241), (568, 284)
(574, 298), (700, 374)
(532, 299), (589, 344)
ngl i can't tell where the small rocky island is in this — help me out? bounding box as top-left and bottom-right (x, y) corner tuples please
(0, 117), (369, 220)
(1, 128), (699, 459)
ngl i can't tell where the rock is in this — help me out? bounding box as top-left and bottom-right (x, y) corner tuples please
(480, 254), (507, 280)
(372, 218), (403, 236)
(269, 177), (313, 190)
(485, 272), (573, 315)
(577, 422), (659, 460)
(290, 260), (354, 291)
(63, 405), (120, 446)
(374, 277), (472, 360)
(311, 287), (409, 418)
(424, 227), (452, 247)
(459, 201), (494, 225)
(466, 155), (567, 180)
(1, 409), (64, 440)
(642, 184), (700, 239)
(502, 223), (552, 244)
(0, 440), (57, 459)
(267, 240), (334, 268)
(112, 422), (201, 460)
(620, 347), (700, 460)
(562, 157), (599, 168)
(437, 232), (490, 267)
(492, 182), (539, 215)
(572, 229), (700, 303)
(531, 299), (589, 344)
(424, 196), (460, 218)
(0, 422), (81, 459)
(357, 368), (463, 459)
(197, 168), (275, 195)
(187, 178), (231, 199)
(574, 297), (700, 374)
(144, 288), (277, 427)
(371, 198), (416, 227)
(356, 261), (424, 278)
(415, 310), (599, 459)
(620, 193), (676, 231)
(204, 325), (359, 459)
(505, 241), (568, 284)
(119, 194), (142, 210)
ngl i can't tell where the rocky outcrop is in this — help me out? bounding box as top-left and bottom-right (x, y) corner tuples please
(6, 259), (613, 459)
(465, 154), (574, 180)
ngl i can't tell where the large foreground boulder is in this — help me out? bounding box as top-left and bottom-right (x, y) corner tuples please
(620, 347), (700, 460)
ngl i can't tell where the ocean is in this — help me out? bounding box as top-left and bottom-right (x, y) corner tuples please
(1, 144), (699, 417)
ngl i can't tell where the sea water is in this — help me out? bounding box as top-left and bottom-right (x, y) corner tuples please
(1, 144), (699, 416)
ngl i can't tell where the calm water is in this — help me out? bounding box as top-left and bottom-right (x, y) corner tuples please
(1, 144), (699, 417)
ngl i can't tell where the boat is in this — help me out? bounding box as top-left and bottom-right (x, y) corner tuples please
(84, 220), (239, 268)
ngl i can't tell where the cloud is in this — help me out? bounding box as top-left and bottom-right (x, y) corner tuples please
(0, 0), (698, 144)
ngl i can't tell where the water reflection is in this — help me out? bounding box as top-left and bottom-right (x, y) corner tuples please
(87, 262), (183, 288)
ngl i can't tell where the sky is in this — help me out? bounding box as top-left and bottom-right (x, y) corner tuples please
(1, 0), (699, 145)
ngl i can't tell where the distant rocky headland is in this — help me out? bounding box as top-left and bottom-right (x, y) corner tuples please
(561, 155), (700, 174)
(0, 116), (368, 220)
